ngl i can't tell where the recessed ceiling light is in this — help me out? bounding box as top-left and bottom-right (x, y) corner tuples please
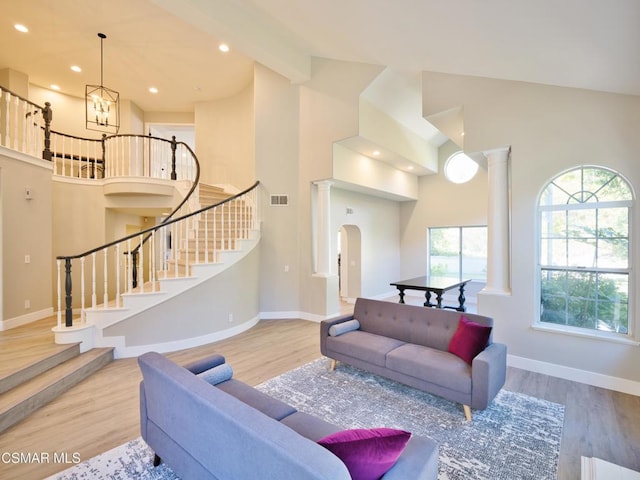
(149, 87), (159, 94)
(14, 24), (28, 33)
(70, 65), (82, 73)
(50, 85), (61, 91)
(218, 43), (230, 53)
(372, 150), (381, 156)
(407, 165), (414, 171)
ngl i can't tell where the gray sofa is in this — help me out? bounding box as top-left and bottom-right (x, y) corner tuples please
(138, 351), (439, 480)
(320, 297), (507, 420)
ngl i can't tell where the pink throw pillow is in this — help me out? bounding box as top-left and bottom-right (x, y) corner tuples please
(317, 428), (411, 480)
(448, 315), (492, 365)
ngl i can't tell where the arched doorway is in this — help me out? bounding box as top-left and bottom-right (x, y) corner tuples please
(338, 225), (361, 302)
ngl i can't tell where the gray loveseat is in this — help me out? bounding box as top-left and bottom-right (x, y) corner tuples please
(320, 297), (507, 420)
(138, 351), (439, 479)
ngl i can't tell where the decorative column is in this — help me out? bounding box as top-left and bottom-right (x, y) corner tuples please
(484, 147), (511, 294)
(315, 180), (333, 276)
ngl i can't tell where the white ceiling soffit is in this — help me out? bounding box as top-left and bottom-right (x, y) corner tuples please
(245, 0), (640, 97)
(150, 0), (311, 84)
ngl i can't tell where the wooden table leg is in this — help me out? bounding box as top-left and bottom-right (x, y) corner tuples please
(397, 288), (406, 304)
(457, 284), (467, 312)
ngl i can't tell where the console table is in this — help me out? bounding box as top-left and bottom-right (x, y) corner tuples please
(390, 276), (471, 311)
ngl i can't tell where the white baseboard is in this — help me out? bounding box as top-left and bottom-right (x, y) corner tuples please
(508, 354), (640, 396)
(113, 316), (261, 358)
(260, 311), (342, 323)
(0, 307), (54, 331)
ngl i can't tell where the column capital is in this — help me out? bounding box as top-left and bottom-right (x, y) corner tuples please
(314, 180), (333, 193)
(483, 146), (511, 165)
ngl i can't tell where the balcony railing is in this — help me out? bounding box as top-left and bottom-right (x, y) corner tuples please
(0, 86), (51, 159)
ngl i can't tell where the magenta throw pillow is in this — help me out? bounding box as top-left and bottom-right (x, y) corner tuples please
(448, 315), (493, 365)
(317, 428), (411, 480)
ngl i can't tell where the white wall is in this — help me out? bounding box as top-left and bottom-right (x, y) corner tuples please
(254, 64), (301, 313)
(0, 148), (53, 328)
(332, 187), (401, 298)
(195, 83), (254, 187)
(422, 71), (640, 391)
(400, 140), (489, 279)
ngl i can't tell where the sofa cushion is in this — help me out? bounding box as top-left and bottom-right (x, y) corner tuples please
(197, 363), (233, 385)
(216, 379), (297, 420)
(329, 319), (361, 336)
(326, 331), (405, 368)
(386, 343), (471, 394)
(448, 316), (493, 365)
(318, 428), (412, 480)
(281, 411), (343, 442)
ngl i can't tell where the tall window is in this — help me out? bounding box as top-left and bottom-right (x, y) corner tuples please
(428, 226), (487, 281)
(538, 166), (633, 336)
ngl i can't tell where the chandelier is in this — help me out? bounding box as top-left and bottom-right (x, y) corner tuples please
(85, 33), (119, 134)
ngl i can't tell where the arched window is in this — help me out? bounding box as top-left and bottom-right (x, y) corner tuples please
(538, 166), (633, 337)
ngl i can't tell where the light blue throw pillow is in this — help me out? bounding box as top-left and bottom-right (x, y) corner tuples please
(197, 363), (233, 385)
(329, 319), (361, 336)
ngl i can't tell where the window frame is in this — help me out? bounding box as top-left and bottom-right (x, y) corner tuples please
(535, 166), (635, 342)
(427, 225), (488, 282)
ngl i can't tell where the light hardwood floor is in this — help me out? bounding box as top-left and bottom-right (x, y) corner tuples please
(1, 317), (639, 480)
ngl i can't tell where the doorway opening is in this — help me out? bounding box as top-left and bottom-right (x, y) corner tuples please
(338, 225), (362, 303)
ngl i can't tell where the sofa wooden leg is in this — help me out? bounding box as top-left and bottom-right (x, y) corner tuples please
(463, 405), (472, 421)
(329, 359), (336, 371)
(153, 454), (162, 467)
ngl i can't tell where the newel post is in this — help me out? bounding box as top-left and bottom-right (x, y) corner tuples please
(42, 102), (52, 161)
(64, 258), (73, 327)
(170, 135), (177, 180)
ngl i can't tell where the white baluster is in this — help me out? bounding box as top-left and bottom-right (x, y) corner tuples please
(80, 257), (86, 322)
(213, 205), (217, 263)
(11, 95), (19, 150)
(204, 210), (209, 263)
(139, 234), (144, 293)
(91, 252), (97, 308)
(20, 99), (27, 153)
(116, 243), (122, 307)
(228, 199), (232, 250)
(220, 203), (225, 251)
(194, 213), (199, 264)
(103, 248), (109, 307)
(150, 230), (156, 292)
(173, 223), (179, 277)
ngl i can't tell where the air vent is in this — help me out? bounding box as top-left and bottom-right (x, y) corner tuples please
(270, 194), (289, 206)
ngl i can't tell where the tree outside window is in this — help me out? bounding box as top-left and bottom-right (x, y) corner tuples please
(428, 226), (487, 282)
(538, 166), (632, 335)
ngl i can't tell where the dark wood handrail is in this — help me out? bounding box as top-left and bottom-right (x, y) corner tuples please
(56, 180), (259, 327)
(56, 180), (258, 261)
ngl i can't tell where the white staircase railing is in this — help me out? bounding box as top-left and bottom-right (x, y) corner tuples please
(0, 86), (49, 159)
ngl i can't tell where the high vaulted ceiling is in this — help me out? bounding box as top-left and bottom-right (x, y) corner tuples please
(1, 0), (638, 114)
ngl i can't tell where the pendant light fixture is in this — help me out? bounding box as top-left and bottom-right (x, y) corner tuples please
(85, 33), (120, 134)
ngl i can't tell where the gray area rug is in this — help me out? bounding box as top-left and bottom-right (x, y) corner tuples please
(49, 359), (564, 480)
(258, 359), (564, 480)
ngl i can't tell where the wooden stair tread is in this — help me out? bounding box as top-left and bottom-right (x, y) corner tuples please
(0, 343), (80, 394)
(0, 347), (114, 433)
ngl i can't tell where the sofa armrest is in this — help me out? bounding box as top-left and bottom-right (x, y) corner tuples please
(470, 342), (507, 409)
(182, 354), (226, 375)
(382, 435), (439, 480)
(320, 314), (355, 356)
